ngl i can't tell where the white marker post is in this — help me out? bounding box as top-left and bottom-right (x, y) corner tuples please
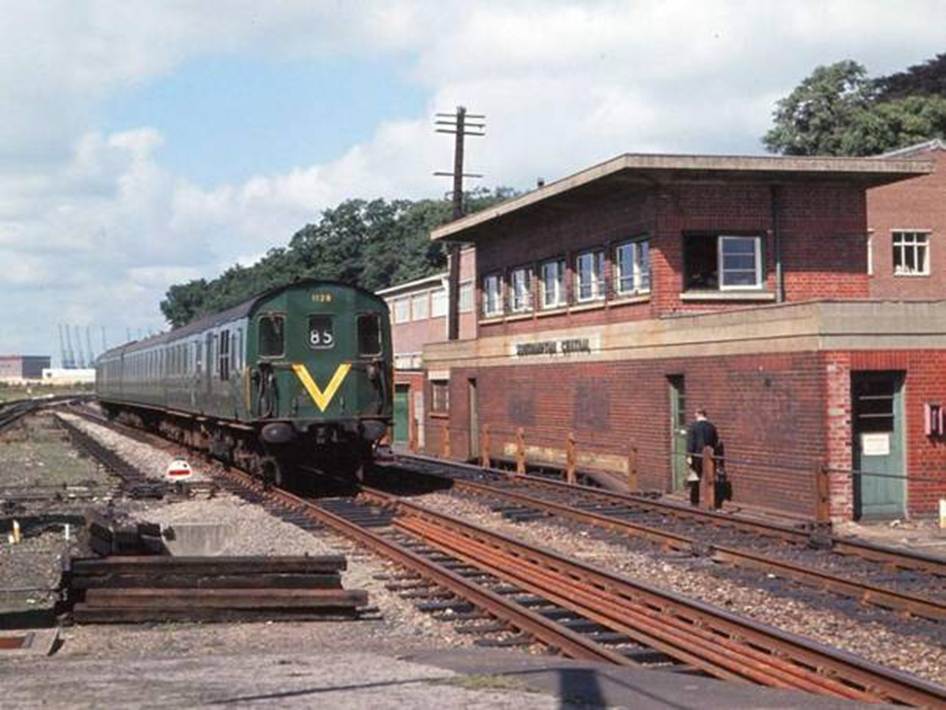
(165, 458), (194, 481)
(940, 498), (946, 531)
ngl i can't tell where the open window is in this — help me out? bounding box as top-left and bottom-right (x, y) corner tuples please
(684, 234), (763, 291)
(357, 314), (382, 356)
(892, 230), (930, 276)
(259, 315), (285, 358)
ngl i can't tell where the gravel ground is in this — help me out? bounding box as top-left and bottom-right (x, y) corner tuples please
(413, 491), (946, 685)
(56, 411), (214, 483)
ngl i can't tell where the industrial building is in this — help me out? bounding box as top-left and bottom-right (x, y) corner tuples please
(417, 152), (946, 522)
(0, 355), (52, 383)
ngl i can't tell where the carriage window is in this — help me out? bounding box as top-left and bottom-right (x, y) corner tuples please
(358, 314), (382, 356)
(259, 315), (285, 357)
(308, 315), (334, 350)
(219, 330), (230, 381)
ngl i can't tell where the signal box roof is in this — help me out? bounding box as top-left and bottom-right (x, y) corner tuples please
(430, 152), (933, 242)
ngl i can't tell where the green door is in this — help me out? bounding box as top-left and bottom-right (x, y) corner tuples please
(852, 372), (905, 519)
(393, 385), (410, 444)
(668, 375), (688, 491)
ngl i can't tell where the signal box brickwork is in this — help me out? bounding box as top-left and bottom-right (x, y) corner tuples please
(421, 153), (946, 521)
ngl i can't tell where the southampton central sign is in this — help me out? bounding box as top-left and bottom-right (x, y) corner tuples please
(511, 335), (599, 358)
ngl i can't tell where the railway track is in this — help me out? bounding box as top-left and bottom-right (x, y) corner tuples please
(0, 395), (93, 432)
(392, 453), (946, 599)
(56, 404), (946, 703)
(206, 462), (946, 706)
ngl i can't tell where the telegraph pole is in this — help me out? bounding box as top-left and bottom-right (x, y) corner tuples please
(435, 106), (484, 340)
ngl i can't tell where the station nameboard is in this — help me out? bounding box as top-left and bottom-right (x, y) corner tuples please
(511, 335), (599, 358)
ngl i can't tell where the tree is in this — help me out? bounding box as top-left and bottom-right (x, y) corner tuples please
(875, 53), (946, 101)
(840, 95), (946, 156)
(763, 60), (874, 155)
(160, 188), (515, 327)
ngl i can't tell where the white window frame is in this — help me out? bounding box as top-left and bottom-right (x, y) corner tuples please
(615, 238), (651, 295)
(575, 250), (605, 302)
(509, 266), (533, 312)
(458, 282), (474, 313)
(866, 231), (873, 276)
(430, 288), (447, 318)
(393, 297), (410, 324)
(540, 258), (566, 309)
(718, 235), (763, 290)
(411, 292), (429, 321)
(482, 273), (503, 317)
(892, 230), (930, 277)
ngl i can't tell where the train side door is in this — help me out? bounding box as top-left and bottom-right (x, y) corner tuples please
(668, 375), (688, 491)
(205, 332), (214, 407)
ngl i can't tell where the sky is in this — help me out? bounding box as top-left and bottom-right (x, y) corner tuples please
(1, 1), (945, 363)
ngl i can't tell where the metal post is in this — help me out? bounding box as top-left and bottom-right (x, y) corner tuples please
(442, 421), (450, 459)
(480, 424), (491, 469)
(409, 417), (418, 453)
(627, 446), (638, 492)
(566, 432), (577, 485)
(516, 427), (526, 475)
(815, 462), (831, 524)
(700, 445), (716, 510)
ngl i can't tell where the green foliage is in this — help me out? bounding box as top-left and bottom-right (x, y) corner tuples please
(875, 53), (946, 101)
(763, 55), (946, 157)
(160, 187), (515, 327)
(840, 95), (946, 156)
(763, 60), (874, 155)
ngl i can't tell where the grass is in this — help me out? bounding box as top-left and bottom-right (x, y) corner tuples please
(0, 383), (94, 403)
(0, 415), (110, 488)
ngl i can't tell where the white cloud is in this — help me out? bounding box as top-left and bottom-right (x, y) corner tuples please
(1, 1), (946, 359)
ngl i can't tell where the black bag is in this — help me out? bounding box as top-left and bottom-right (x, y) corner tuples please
(715, 468), (733, 503)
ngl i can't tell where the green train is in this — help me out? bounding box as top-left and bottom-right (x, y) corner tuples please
(95, 280), (393, 484)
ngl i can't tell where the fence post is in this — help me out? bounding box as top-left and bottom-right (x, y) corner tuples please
(565, 432), (577, 485)
(441, 421), (450, 459)
(480, 424), (491, 469)
(515, 427), (526, 475)
(409, 417), (418, 453)
(627, 446), (638, 492)
(700, 445), (715, 510)
(815, 462), (831, 524)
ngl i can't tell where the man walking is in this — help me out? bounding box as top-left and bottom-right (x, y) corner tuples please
(685, 408), (719, 507)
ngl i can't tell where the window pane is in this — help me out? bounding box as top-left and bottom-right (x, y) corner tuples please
(431, 288), (447, 317)
(458, 283), (474, 312)
(412, 293), (429, 320)
(358, 314), (382, 355)
(394, 298), (410, 323)
(259, 316), (284, 357)
(308, 315), (335, 350)
(723, 254), (756, 270)
(638, 241), (651, 290)
(720, 236), (760, 288)
(724, 271), (757, 286)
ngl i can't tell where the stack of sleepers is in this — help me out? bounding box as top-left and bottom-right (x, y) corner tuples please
(62, 555), (368, 623)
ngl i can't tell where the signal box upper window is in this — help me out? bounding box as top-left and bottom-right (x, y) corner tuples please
(308, 315), (335, 350)
(684, 234), (763, 291)
(259, 315), (285, 357)
(358, 314), (382, 356)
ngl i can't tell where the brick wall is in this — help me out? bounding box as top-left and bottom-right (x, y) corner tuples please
(473, 180), (870, 335)
(868, 148), (946, 298)
(425, 351), (830, 518)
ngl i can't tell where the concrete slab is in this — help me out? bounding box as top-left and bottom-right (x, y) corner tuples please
(162, 523), (234, 556)
(0, 627), (59, 657)
(403, 648), (875, 709)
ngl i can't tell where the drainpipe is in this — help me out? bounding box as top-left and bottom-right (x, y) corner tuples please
(771, 185), (784, 303)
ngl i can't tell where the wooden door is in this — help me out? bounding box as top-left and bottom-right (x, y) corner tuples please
(393, 384), (410, 444)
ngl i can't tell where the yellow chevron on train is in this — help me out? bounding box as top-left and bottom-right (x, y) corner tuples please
(292, 362), (352, 412)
